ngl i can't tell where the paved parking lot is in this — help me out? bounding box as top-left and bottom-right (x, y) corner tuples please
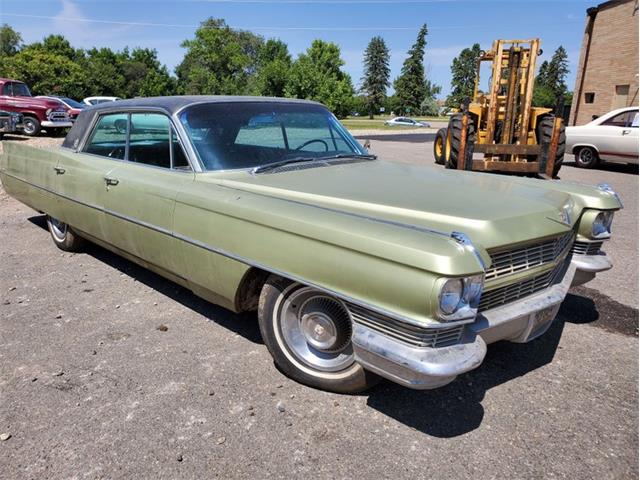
(0, 134), (638, 479)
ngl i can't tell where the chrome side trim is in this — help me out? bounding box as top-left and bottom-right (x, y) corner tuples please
(1, 170), (444, 330)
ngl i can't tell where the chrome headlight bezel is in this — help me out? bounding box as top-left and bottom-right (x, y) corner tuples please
(437, 274), (484, 322)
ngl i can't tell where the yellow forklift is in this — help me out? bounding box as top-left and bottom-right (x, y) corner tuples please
(433, 39), (565, 178)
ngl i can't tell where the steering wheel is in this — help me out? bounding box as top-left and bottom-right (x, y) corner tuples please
(295, 139), (329, 152)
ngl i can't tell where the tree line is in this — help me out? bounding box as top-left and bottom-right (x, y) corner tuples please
(0, 20), (570, 117)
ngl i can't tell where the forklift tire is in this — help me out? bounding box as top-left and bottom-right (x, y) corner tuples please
(445, 114), (476, 169)
(434, 128), (446, 165)
(538, 116), (566, 177)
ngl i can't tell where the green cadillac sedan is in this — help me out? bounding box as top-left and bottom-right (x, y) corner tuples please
(0, 96), (622, 392)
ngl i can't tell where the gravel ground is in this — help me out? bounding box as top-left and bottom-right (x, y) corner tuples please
(0, 133), (638, 479)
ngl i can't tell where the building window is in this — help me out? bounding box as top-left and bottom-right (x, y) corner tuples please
(584, 92), (595, 104)
(612, 84), (630, 109)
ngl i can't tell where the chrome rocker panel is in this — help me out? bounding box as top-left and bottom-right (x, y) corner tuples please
(352, 253), (611, 390)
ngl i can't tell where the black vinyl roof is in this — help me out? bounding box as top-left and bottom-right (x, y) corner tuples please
(62, 95), (323, 150)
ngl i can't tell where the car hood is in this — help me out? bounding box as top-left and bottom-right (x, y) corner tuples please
(214, 160), (583, 250)
(11, 96), (66, 110)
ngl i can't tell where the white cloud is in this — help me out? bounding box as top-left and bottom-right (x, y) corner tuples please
(51, 0), (132, 44)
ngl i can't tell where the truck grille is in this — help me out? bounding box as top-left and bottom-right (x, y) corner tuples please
(571, 240), (603, 256)
(485, 232), (574, 281)
(347, 304), (464, 348)
(48, 110), (70, 122)
(479, 261), (565, 312)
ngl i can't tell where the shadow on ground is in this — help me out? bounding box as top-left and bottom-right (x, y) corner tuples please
(561, 160), (638, 176)
(27, 214), (639, 438)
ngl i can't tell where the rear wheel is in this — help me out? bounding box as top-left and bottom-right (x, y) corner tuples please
(445, 114), (476, 169)
(433, 128), (446, 165)
(46, 216), (85, 252)
(537, 116), (566, 176)
(574, 146), (599, 169)
(22, 116), (41, 137)
(258, 275), (380, 393)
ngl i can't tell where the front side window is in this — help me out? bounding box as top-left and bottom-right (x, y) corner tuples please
(601, 112), (630, 127)
(179, 102), (366, 171)
(84, 113), (128, 159)
(129, 113), (171, 168)
(630, 111), (639, 127)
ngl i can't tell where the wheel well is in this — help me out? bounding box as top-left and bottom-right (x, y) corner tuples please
(572, 144), (598, 155)
(234, 267), (271, 312)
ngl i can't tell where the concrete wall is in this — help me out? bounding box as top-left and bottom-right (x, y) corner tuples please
(570, 0), (639, 125)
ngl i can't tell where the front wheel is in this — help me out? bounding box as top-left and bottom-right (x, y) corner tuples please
(22, 116), (41, 137)
(46, 216), (85, 252)
(445, 114), (476, 169)
(258, 275), (380, 393)
(574, 146), (599, 169)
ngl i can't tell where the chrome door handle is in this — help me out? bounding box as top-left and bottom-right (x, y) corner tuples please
(104, 177), (119, 186)
(53, 167), (66, 175)
(622, 130), (630, 135)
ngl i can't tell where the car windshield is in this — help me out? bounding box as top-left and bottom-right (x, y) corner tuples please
(60, 97), (85, 108)
(179, 102), (367, 171)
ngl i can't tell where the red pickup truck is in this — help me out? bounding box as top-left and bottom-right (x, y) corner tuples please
(0, 78), (73, 136)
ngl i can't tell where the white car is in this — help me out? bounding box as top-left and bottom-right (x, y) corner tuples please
(83, 96), (121, 106)
(566, 107), (639, 168)
(384, 117), (430, 127)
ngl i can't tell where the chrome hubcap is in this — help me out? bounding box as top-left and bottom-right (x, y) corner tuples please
(49, 217), (67, 240)
(579, 149), (593, 163)
(276, 286), (354, 372)
(23, 119), (36, 135)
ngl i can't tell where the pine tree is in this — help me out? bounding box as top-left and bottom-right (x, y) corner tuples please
(446, 43), (482, 109)
(393, 24), (429, 114)
(532, 46), (569, 108)
(360, 36), (390, 119)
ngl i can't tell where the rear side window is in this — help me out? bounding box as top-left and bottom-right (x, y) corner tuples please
(84, 113), (128, 159)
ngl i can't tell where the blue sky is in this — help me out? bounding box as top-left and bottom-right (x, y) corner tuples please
(1, 0), (594, 97)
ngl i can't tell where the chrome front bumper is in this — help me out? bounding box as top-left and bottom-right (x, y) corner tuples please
(41, 121), (73, 128)
(352, 253), (611, 390)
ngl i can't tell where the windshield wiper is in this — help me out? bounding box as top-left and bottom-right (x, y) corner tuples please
(315, 153), (377, 161)
(252, 157), (319, 174)
(252, 153), (377, 174)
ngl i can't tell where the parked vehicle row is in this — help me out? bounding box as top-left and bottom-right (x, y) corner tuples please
(0, 77), (121, 138)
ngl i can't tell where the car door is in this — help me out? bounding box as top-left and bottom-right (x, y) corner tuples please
(102, 111), (195, 275)
(596, 111), (634, 162)
(1, 82), (19, 114)
(619, 110), (639, 164)
(54, 112), (129, 241)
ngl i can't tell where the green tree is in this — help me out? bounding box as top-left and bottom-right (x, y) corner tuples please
(121, 48), (176, 98)
(360, 36), (390, 119)
(533, 46), (569, 108)
(176, 18), (263, 95)
(252, 39), (291, 97)
(446, 43), (482, 109)
(393, 24), (429, 114)
(2, 48), (87, 97)
(81, 47), (127, 97)
(285, 39), (355, 118)
(0, 24), (22, 57)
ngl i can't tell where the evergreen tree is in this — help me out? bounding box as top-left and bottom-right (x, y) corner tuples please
(360, 36), (390, 119)
(446, 43), (482, 108)
(533, 46), (569, 108)
(393, 24), (429, 114)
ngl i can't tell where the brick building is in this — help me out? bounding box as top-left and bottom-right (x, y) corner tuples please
(570, 0), (639, 125)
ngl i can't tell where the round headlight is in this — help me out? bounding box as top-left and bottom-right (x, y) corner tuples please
(592, 211), (614, 237)
(439, 278), (463, 315)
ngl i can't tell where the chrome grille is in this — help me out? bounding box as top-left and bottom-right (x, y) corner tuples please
(48, 111), (70, 122)
(479, 261), (565, 312)
(485, 232), (574, 281)
(571, 240), (603, 256)
(347, 304), (464, 348)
